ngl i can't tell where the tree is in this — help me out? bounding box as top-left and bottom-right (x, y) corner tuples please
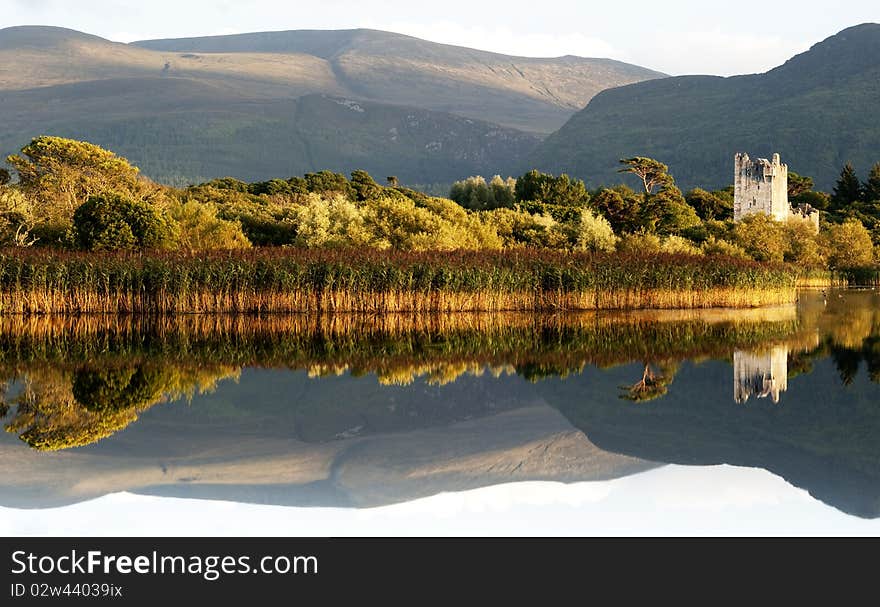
(350, 170), (383, 201)
(7, 136), (142, 222)
(590, 186), (641, 234)
(831, 162), (863, 208)
(386, 176), (399, 187)
(620, 362), (678, 402)
(732, 213), (786, 263)
(570, 209), (617, 252)
(641, 187), (701, 235)
(72, 192), (175, 251)
(864, 162), (880, 202)
(514, 170), (589, 207)
(791, 190), (830, 210)
(784, 218), (827, 267)
(685, 188), (733, 221)
(0, 168), (10, 186)
(489, 175), (516, 208)
(450, 176), (492, 210)
(618, 157), (674, 195)
(787, 171), (814, 198)
(303, 171), (353, 198)
(823, 218), (874, 269)
(167, 201), (251, 250)
(0, 185), (37, 246)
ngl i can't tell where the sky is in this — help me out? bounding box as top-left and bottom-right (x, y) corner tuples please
(1, 1), (877, 76)
(5, 465), (880, 536)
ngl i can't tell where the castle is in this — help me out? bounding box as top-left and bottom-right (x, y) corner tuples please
(733, 346), (789, 404)
(733, 153), (819, 231)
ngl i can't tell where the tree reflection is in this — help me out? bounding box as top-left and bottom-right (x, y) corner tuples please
(620, 361), (679, 402)
(2, 365), (238, 451)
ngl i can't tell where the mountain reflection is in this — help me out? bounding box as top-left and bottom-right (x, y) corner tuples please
(1, 289), (879, 518)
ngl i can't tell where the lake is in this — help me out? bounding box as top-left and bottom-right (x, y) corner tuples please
(2, 289), (880, 536)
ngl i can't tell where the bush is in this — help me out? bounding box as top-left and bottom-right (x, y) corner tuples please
(732, 213), (786, 263)
(72, 192), (176, 251)
(293, 194), (378, 248)
(660, 235), (703, 256)
(784, 217), (827, 267)
(823, 218), (874, 269)
(701, 237), (751, 260)
(571, 209), (617, 252)
(616, 232), (662, 254)
(167, 200), (251, 250)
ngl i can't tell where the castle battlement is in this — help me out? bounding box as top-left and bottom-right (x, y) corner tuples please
(733, 152), (819, 231)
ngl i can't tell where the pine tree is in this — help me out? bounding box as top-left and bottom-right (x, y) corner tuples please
(831, 162), (863, 208)
(864, 162), (880, 202)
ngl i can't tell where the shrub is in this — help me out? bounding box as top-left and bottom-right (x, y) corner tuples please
(701, 237), (751, 260)
(823, 218), (875, 269)
(72, 192), (176, 251)
(167, 200), (251, 250)
(732, 213), (786, 263)
(571, 209), (617, 252)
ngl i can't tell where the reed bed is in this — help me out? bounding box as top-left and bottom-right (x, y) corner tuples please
(0, 249), (798, 314)
(0, 311), (801, 383)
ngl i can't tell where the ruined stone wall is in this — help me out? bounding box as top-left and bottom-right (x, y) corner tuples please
(734, 152), (789, 222)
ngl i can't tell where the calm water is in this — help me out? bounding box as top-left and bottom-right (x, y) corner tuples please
(3, 289), (880, 535)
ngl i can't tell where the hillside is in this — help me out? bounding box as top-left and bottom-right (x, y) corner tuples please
(0, 79), (539, 185)
(0, 25), (660, 186)
(133, 28), (666, 133)
(530, 23), (880, 191)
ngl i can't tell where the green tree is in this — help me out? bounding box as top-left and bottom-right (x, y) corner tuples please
(618, 157), (674, 195)
(685, 188), (733, 221)
(73, 192), (175, 251)
(514, 170), (589, 207)
(791, 190), (830, 211)
(642, 187), (701, 235)
(489, 175), (516, 208)
(784, 218), (827, 267)
(569, 209), (617, 252)
(249, 179), (294, 196)
(0, 168), (10, 186)
(7, 136), (142, 221)
(0, 185), (36, 246)
(732, 213), (786, 263)
(864, 162), (880, 202)
(823, 218), (874, 269)
(591, 186), (641, 234)
(350, 170), (383, 202)
(831, 162), (863, 208)
(450, 176), (492, 210)
(787, 171), (814, 198)
(304, 171), (354, 198)
(167, 201), (251, 251)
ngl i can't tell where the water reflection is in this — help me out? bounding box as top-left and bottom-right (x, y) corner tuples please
(1, 289), (879, 522)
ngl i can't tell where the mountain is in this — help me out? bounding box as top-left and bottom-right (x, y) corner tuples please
(0, 81), (539, 185)
(0, 388), (654, 509)
(132, 28), (665, 133)
(0, 25), (662, 186)
(530, 23), (880, 191)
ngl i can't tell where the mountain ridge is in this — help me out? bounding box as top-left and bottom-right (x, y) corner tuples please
(530, 23), (880, 191)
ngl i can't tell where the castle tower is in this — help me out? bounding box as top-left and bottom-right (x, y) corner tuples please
(733, 345), (789, 404)
(734, 152), (790, 222)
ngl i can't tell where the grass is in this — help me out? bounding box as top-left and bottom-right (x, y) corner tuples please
(0, 248), (799, 314)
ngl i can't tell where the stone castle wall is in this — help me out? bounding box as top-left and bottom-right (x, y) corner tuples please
(734, 152), (790, 222)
